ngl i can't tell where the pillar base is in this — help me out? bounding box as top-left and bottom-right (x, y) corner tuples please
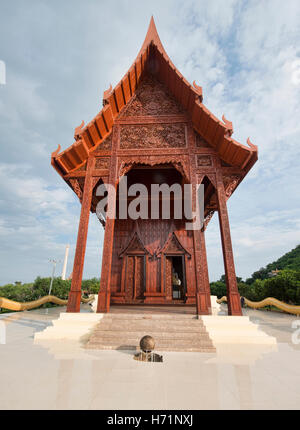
(97, 291), (111, 313)
(227, 293), (242, 316)
(66, 290), (81, 313)
(196, 292), (212, 315)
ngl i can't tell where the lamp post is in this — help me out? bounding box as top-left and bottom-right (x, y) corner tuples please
(61, 245), (70, 280)
(48, 259), (61, 296)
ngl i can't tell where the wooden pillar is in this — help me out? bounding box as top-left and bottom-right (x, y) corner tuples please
(186, 124), (211, 315)
(67, 156), (95, 312)
(216, 173), (242, 316)
(193, 228), (212, 315)
(97, 126), (119, 313)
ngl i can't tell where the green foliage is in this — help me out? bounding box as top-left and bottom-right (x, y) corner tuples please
(246, 244), (300, 284)
(214, 269), (300, 305)
(81, 278), (100, 294)
(0, 277), (99, 312)
(210, 281), (227, 298)
(211, 245), (300, 306)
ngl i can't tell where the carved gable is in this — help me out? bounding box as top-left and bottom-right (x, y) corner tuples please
(160, 232), (190, 256)
(119, 232), (149, 256)
(119, 74), (184, 117)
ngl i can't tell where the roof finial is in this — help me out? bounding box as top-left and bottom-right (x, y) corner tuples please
(74, 120), (85, 141)
(193, 81), (203, 102)
(103, 84), (112, 106)
(222, 115), (233, 136)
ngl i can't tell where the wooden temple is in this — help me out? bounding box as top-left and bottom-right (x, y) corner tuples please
(51, 17), (258, 316)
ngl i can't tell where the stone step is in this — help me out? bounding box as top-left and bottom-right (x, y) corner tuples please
(91, 330), (211, 340)
(87, 339), (214, 349)
(96, 321), (206, 333)
(86, 335), (214, 346)
(86, 343), (215, 352)
(102, 313), (199, 321)
(85, 312), (215, 353)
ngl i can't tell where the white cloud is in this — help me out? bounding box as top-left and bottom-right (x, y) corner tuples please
(0, 0), (299, 284)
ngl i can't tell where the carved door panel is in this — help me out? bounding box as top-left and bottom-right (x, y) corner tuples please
(125, 256), (135, 301)
(124, 255), (145, 301)
(165, 257), (173, 300)
(134, 256), (145, 299)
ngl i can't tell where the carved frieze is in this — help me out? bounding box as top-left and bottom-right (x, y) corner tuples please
(119, 75), (184, 117)
(120, 123), (186, 149)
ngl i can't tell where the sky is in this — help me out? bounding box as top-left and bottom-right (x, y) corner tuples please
(0, 0), (300, 285)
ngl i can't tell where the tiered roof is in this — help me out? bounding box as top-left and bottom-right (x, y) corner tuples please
(51, 17), (257, 177)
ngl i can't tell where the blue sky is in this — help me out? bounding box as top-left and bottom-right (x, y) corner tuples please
(0, 0), (300, 284)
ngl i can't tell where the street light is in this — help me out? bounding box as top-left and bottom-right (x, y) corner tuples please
(48, 259), (61, 296)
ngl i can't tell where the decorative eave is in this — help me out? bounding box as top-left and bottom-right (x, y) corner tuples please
(51, 16), (258, 180)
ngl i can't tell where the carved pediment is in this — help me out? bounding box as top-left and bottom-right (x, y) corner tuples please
(119, 231), (150, 257)
(119, 74), (184, 118)
(157, 232), (191, 257)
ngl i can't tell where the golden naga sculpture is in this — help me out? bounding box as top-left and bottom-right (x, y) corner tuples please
(0, 295), (94, 312)
(217, 296), (300, 316)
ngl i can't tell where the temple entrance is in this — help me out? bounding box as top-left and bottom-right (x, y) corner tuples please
(166, 255), (186, 300)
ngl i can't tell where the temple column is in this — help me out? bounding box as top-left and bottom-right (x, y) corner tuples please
(216, 172), (242, 316)
(67, 156), (95, 312)
(193, 228), (212, 315)
(97, 126), (119, 313)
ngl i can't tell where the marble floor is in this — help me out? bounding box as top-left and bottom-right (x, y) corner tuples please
(0, 304), (300, 410)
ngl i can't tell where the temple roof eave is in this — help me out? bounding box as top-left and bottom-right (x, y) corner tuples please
(51, 17), (257, 181)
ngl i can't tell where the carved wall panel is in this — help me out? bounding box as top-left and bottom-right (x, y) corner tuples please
(95, 157), (110, 169)
(196, 155), (212, 167)
(119, 74), (184, 117)
(120, 123), (186, 149)
(94, 133), (112, 152)
(195, 133), (211, 148)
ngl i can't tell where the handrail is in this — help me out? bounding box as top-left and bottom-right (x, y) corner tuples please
(217, 296), (300, 316)
(0, 295), (94, 311)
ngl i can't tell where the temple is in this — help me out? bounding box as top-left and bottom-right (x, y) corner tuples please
(51, 17), (258, 316)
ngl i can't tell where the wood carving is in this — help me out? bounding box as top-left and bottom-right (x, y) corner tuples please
(120, 123), (186, 149)
(58, 18), (256, 316)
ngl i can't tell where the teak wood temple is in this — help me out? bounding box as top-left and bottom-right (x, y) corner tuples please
(51, 18), (257, 316)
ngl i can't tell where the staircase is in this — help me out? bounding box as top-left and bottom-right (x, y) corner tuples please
(85, 312), (216, 352)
